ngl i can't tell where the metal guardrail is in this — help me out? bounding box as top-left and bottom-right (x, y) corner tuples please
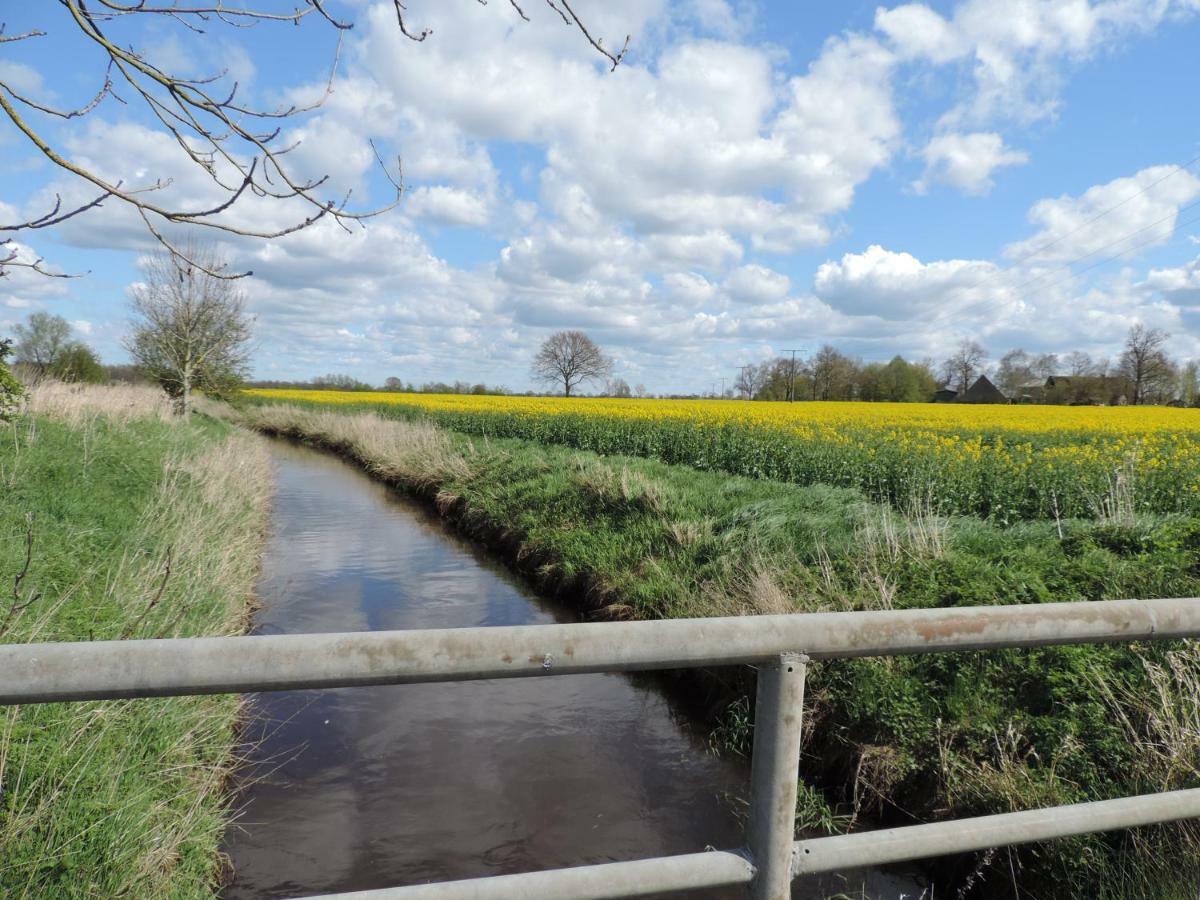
(4, 596), (1200, 899)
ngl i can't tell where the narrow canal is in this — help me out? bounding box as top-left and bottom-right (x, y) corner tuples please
(221, 441), (913, 898)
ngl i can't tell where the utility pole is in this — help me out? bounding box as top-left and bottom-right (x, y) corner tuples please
(720, 377), (726, 398)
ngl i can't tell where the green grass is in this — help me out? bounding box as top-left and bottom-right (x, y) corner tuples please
(234, 402), (1200, 899)
(0, 400), (269, 897)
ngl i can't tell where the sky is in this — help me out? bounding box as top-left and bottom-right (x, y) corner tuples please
(2, 0), (1200, 393)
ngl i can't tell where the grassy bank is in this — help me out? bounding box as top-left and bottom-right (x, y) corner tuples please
(229, 401), (1200, 899)
(1, 383), (270, 898)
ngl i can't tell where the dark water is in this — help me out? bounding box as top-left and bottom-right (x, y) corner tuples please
(221, 442), (919, 899)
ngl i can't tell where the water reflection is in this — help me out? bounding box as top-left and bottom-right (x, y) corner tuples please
(222, 442), (749, 898)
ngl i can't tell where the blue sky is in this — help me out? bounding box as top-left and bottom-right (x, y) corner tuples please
(3, 0), (1200, 392)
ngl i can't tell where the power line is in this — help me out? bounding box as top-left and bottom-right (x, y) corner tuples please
(921, 179), (1200, 334)
(969, 152), (1200, 293)
(1008, 205), (1200, 302)
(993, 152), (1200, 274)
(908, 153), (1200, 337)
(1005, 194), (1200, 298)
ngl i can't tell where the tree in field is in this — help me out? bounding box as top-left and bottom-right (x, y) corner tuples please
(383, 376), (405, 392)
(14, 312), (72, 373)
(127, 245), (253, 415)
(995, 348), (1054, 397)
(312, 373), (373, 391)
(734, 363), (768, 399)
(532, 331), (613, 397)
(50, 342), (106, 384)
(940, 339), (988, 394)
(0, 5), (626, 278)
(1118, 324), (1175, 405)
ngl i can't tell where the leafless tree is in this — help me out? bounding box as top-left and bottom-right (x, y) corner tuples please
(532, 330), (612, 397)
(1118, 323), (1175, 405)
(604, 377), (632, 398)
(734, 363), (767, 400)
(1065, 351), (1097, 377)
(126, 243), (253, 414)
(0, 3), (628, 278)
(940, 339), (988, 394)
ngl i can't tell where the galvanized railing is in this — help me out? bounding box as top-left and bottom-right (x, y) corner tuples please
(5, 597), (1200, 899)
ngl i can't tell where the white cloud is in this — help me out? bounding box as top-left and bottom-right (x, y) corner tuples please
(877, 1), (1200, 125)
(723, 264), (791, 304)
(1142, 255), (1200, 299)
(406, 186), (492, 227)
(875, 4), (966, 63)
(914, 131), (1029, 195)
(0, 61), (46, 96)
(814, 244), (1005, 320)
(358, 7), (900, 257)
(662, 271), (717, 306)
(684, 0), (755, 38)
(1005, 164), (1200, 263)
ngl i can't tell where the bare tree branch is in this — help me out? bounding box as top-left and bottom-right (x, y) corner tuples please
(0, 240), (82, 279)
(0, 3), (628, 278)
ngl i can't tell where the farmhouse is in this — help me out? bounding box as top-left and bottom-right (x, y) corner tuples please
(957, 375), (1008, 404)
(933, 388), (958, 403)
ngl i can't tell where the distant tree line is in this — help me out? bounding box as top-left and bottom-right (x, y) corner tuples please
(245, 374), (511, 395)
(6, 314), (1194, 409)
(933, 325), (1194, 406)
(735, 324), (1197, 406)
(735, 350), (939, 402)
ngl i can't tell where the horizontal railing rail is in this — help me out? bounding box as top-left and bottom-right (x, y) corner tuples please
(3, 596), (1198, 704)
(4, 596), (1200, 899)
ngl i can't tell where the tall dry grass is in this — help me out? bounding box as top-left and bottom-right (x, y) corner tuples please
(0, 386), (271, 897)
(227, 402), (471, 489)
(25, 379), (175, 426)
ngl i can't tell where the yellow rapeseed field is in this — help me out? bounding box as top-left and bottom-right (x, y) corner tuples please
(248, 389), (1200, 520)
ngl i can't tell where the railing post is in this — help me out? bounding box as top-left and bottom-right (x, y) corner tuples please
(746, 652), (808, 900)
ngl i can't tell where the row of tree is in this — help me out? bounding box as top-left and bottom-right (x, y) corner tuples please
(6, 291), (1195, 411)
(732, 325), (1195, 406)
(938, 325), (1193, 405)
(735, 351), (939, 403)
(247, 374), (510, 395)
